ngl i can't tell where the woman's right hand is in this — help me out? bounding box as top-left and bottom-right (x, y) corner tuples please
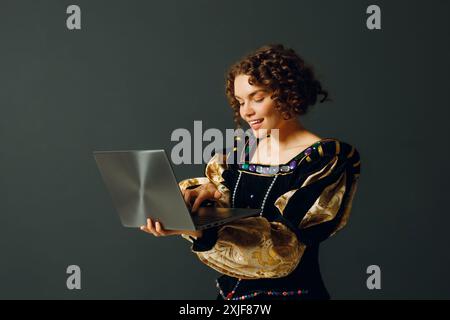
(140, 218), (203, 238)
(181, 182), (222, 212)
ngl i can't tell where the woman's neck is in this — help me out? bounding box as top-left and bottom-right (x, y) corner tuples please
(267, 119), (307, 150)
(251, 119), (313, 165)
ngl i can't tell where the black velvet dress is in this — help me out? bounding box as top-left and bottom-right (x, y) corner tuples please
(179, 134), (361, 301)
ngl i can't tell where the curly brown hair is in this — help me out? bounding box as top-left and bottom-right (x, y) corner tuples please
(225, 44), (330, 127)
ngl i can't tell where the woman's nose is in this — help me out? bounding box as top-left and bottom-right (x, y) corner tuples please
(242, 102), (255, 117)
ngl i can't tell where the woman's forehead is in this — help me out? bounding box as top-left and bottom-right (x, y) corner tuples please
(234, 75), (267, 98)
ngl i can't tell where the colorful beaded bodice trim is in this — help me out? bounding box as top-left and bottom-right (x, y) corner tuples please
(236, 136), (335, 175)
(216, 280), (309, 300)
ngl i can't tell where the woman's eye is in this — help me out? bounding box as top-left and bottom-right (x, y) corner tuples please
(254, 97), (264, 103)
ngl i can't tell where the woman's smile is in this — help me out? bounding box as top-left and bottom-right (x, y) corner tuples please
(248, 118), (264, 130)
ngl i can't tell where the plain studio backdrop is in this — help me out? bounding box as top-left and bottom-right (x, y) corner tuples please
(0, 0), (449, 299)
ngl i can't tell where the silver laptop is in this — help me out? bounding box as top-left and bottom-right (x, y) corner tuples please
(93, 149), (260, 230)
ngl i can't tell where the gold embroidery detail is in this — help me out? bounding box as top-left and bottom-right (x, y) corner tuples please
(347, 146), (355, 159)
(335, 140), (340, 155)
(317, 144), (323, 157)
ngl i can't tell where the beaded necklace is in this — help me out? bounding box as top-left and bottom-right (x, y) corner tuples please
(232, 132), (278, 213)
(220, 168), (312, 300)
(222, 135), (279, 301)
(220, 173), (278, 300)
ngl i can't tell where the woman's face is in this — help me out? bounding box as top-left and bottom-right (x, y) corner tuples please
(234, 74), (284, 138)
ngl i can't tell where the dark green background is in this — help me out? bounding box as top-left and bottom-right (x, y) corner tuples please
(0, 0), (449, 299)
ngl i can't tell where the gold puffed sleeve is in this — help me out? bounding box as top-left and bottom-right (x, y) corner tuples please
(189, 140), (361, 279)
(273, 141), (361, 243)
(194, 217), (306, 279)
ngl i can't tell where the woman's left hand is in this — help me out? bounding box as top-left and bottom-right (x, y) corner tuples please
(140, 218), (203, 238)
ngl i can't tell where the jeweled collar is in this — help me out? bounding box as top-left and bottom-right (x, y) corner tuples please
(237, 137), (335, 175)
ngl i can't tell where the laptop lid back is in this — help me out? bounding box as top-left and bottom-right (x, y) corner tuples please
(94, 150), (195, 230)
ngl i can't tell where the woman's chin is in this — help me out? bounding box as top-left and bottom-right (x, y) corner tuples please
(252, 127), (270, 138)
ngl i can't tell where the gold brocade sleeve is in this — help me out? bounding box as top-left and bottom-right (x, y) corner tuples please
(194, 217), (306, 279)
(274, 143), (361, 240)
(188, 141), (361, 279)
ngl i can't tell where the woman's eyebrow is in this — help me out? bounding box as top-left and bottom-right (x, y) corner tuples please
(235, 89), (268, 100)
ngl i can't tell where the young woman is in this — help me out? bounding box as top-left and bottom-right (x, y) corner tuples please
(140, 44), (361, 300)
